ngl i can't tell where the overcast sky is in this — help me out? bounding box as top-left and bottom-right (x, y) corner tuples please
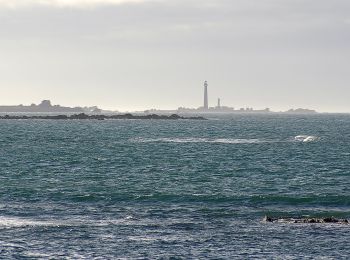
(0, 0), (349, 112)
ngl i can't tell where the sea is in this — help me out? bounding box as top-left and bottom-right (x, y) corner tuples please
(0, 113), (349, 259)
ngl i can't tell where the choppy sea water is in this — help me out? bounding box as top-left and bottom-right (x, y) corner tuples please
(0, 114), (350, 259)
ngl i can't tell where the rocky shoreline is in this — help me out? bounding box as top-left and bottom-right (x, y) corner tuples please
(264, 216), (349, 224)
(0, 113), (206, 121)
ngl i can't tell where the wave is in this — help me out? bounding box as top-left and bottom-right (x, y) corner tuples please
(294, 135), (319, 142)
(0, 216), (61, 228)
(132, 137), (271, 144)
(0, 215), (140, 229)
(112, 193), (350, 207)
(132, 136), (320, 144)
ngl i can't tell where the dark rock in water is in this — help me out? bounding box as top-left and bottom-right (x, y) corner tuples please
(323, 217), (339, 223)
(263, 216), (349, 224)
(263, 216), (273, 222)
(70, 113), (90, 120)
(169, 114), (181, 119)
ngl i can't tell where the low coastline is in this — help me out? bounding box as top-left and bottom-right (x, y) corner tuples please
(0, 113), (206, 120)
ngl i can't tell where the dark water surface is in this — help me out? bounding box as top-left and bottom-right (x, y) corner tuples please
(0, 114), (350, 259)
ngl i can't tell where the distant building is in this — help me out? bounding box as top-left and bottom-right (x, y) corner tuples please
(39, 100), (52, 108)
(204, 81), (209, 110)
(147, 81), (272, 114)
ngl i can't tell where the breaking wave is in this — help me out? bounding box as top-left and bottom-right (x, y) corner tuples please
(0, 216), (61, 228)
(132, 137), (271, 144)
(0, 215), (142, 229)
(132, 136), (320, 144)
(294, 135), (319, 143)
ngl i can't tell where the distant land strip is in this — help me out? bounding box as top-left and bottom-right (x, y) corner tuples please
(0, 113), (206, 121)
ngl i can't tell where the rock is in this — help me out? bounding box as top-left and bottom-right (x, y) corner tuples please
(263, 215), (273, 222)
(263, 216), (349, 224)
(0, 113), (207, 121)
(169, 114), (181, 119)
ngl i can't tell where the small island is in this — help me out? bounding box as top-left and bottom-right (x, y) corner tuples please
(0, 113), (206, 121)
(285, 108), (317, 114)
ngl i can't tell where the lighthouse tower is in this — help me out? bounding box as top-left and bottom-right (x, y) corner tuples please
(204, 81), (208, 110)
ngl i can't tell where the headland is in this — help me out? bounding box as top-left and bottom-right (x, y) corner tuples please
(0, 100), (103, 113)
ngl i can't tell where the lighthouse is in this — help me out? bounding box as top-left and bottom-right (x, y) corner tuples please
(204, 81), (208, 110)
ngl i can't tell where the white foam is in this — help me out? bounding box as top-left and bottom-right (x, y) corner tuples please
(0, 216), (60, 228)
(294, 135), (319, 143)
(213, 138), (264, 144)
(128, 236), (158, 242)
(0, 215), (141, 229)
(132, 137), (269, 144)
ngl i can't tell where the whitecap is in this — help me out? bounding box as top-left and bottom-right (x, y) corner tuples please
(294, 135), (319, 143)
(0, 216), (61, 228)
(131, 137), (270, 144)
(213, 138), (264, 144)
(128, 236), (158, 242)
